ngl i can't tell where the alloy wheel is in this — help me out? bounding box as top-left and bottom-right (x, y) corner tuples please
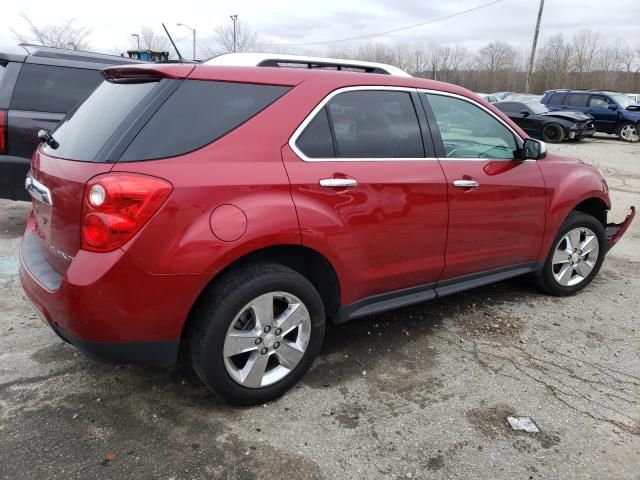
(620, 124), (639, 142)
(551, 227), (600, 287)
(223, 291), (311, 388)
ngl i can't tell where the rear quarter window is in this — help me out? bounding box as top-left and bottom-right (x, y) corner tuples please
(120, 80), (290, 161)
(10, 64), (103, 113)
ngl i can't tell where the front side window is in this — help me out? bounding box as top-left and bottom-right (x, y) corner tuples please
(425, 93), (517, 159)
(589, 95), (612, 109)
(10, 64), (102, 113)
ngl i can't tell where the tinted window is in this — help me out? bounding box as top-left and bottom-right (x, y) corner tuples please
(589, 95), (612, 108)
(43, 80), (159, 160)
(425, 93), (517, 160)
(547, 92), (566, 105)
(325, 90), (423, 158)
(121, 80), (290, 161)
(495, 102), (519, 113)
(296, 107), (335, 158)
(565, 93), (589, 107)
(10, 64), (102, 113)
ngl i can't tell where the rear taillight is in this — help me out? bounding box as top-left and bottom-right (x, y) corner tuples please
(81, 173), (173, 252)
(0, 110), (6, 154)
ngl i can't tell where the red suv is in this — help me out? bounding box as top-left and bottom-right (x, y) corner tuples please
(19, 58), (635, 405)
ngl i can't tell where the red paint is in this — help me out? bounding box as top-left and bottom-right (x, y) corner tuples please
(20, 64), (632, 357)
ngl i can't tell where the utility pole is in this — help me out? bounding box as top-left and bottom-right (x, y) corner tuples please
(524, 0), (545, 93)
(131, 33), (140, 50)
(230, 14), (238, 53)
(177, 23), (196, 60)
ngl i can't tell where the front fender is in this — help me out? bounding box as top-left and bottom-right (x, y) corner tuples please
(537, 158), (611, 263)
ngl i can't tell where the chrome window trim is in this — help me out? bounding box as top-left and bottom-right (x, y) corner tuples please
(288, 85), (527, 163)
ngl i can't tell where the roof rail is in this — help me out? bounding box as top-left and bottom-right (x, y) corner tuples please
(203, 53), (412, 77)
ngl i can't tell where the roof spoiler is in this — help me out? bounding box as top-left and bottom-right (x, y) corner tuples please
(102, 65), (194, 83)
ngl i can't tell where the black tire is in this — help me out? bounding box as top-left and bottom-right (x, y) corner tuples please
(534, 211), (606, 296)
(188, 262), (325, 406)
(541, 123), (566, 143)
(616, 122), (639, 142)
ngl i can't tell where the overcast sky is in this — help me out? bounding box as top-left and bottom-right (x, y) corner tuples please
(1, 0), (639, 58)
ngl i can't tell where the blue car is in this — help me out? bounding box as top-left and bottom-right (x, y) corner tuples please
(541, 89), (640, 142)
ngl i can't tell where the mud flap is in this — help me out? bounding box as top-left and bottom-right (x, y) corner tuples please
(606, 206), (635, 250)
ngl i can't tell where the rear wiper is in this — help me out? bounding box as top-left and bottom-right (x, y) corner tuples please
(38, 129), (59, 149)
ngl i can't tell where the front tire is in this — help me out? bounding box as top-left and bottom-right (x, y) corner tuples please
(617, 122), (639, 142)
(542, 123), (566, 143)
(535, 211), (606, 296)
(189, 262), (325, 406)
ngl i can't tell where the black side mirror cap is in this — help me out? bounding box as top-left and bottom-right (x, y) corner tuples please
(522, 138), (547, 160)
(520, 110), (530, 117)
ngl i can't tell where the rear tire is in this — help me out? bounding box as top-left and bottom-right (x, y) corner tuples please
(617, 122), (639, 142)
(534, 211), (606, 296)
(189, 262), (325, 406)
(542, 123), (566, 143)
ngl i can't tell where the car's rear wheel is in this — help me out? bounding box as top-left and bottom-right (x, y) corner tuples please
(189, 263), (325, 405)
(535, 211), (606, 296)
(617, 122), (639, 142)
(541, 123), (566, 143)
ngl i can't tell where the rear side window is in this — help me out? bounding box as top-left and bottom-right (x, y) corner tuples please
(547, 92), (565, 105)
(295, 107), (335, 158)
(328, 90), (424, 158)
(43, 79), (159, 160)
(120, 81), (290, 161)
(565, 93), (589, 107)
(10, 64), (102, 113)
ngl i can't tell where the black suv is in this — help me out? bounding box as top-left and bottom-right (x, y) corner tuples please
(0, 44), (140, 200)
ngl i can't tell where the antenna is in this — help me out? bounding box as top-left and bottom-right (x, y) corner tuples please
(162, 23), (184, 61)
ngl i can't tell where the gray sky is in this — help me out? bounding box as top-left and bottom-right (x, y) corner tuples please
(1, 0), (639, 57)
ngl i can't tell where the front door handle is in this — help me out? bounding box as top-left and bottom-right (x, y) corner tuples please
(453, 179), (479, 188)
(320, 178), (358, 188)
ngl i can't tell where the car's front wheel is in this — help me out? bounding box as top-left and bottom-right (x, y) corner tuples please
(541, 123), (566, 143)
(535, 211), (606, 296)
(617, 122), (639, 142)
(189, 262), (325, 405)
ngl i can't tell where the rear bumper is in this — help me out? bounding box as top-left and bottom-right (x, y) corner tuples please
(607, 206), (635, 250)
(0, 155), (30, 201)
(19, 214), (208, 367)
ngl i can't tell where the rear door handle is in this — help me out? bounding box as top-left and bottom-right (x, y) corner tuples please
(320, 178), (357, 188)
(453, 179), (479, 188)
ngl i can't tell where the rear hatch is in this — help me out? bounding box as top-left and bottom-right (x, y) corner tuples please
(28, 65), (194, 274)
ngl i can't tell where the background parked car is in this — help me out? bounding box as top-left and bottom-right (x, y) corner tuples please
(542, 89), (640, 142)
(491, 91), (515, 100)
(477, 93), (500, 103)
(0, 43), (140, 200)
(503, 93), (543, 102)
(495, 100), (595, 143)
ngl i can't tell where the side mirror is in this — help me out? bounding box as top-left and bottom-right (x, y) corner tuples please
(522, 138), (547, 160)
(520, 110), (530, 117)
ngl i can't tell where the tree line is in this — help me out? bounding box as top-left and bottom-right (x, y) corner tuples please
(12, 13), (640, 94)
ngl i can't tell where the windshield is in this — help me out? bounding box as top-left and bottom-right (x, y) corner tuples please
(526, 103), (549, 114)
(43, 79), (161, 160)
(610, 94), (636, 108)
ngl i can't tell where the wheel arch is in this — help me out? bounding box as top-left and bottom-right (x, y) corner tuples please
(182, 244), (341, 341)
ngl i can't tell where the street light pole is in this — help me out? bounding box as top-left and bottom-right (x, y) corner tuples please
(524, 0), (545, 94)
(230, 15), (238, 53)
(177, 23), (196, 60)
(131, 33), (140, 50)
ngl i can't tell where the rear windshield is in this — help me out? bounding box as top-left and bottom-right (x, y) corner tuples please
(43, 79), (290, 162)
(43, 79), (159, 160)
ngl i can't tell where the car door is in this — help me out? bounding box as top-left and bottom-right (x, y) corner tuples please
(282, 88), (448, 304)
(420, 92), (547, 280)
(587, 95), (618, 133)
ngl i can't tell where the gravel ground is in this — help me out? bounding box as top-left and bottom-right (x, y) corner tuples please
(1, 134), (638, 480)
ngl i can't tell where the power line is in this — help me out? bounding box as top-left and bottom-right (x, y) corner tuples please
(263, 0), (508, 46)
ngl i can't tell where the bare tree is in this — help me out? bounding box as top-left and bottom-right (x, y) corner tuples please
(133, 26), (171, 52)
(11, 12), (90, 50)
(206, 20), (259, 55)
